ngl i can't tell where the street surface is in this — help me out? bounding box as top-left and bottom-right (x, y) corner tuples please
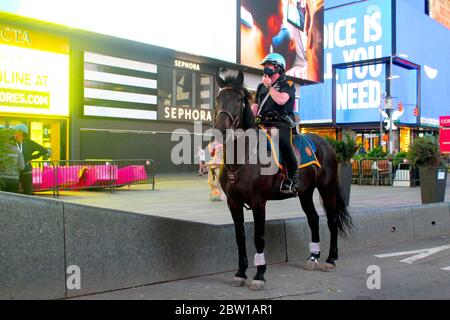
(70, 236), (450, 300)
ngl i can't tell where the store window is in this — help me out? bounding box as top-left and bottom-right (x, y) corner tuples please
(195, 74), (213, 109)
(157, 66), (173, 106)
(176, 70), (193, 108)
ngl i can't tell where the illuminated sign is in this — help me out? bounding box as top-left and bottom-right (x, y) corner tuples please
(0, 43), (69, 116)
(0, 0), (236, 63)
(0, 26), (31, 45)
(440, 116), (450, 127)
(440, 116), (450, 154)
(158, 105), (213, 122)
(174, 60), (200, 71)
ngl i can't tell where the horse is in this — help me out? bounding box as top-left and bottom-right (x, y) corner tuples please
(213, 70), (353, 290)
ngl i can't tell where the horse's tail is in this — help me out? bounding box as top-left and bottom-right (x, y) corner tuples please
(335, 182), (354, 237)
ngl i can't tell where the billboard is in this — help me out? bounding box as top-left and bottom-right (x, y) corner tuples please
(240, 0), (324, 82)
(300, 0), (392, 124)
(0, 24), (69, 117)
(0, 0), (237, 63)
(397, 0), (450, 127)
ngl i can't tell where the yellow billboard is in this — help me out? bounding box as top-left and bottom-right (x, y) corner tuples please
(0, 35), (69, 116)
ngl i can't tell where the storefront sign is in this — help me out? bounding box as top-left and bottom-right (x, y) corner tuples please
(158, 105), (212, 123)
(0, 33), (69, 116)
(174, 59), (201, 71)
(440, 116), (450, 154)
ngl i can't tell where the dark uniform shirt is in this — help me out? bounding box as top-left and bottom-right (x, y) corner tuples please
(19, 138), (49, 172)
(255, 75), (296, 121)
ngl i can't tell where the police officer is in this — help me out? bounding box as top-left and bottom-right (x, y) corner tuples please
(15, 124), (50, 195)
(251, 53), (299, 195)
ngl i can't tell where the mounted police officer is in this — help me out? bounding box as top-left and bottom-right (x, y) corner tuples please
(251, 53), (299, 195)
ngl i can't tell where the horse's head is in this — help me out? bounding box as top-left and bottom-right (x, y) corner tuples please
(214, 70), (255, 134)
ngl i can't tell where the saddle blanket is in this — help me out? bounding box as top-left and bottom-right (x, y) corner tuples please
(259, 126), (321, 170)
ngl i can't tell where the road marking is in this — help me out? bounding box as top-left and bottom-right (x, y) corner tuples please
(441, 266), (450, 271)
(375, 244), (450, 264)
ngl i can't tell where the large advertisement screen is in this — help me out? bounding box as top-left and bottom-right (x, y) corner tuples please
(0, 0), (237, 63)
(0, 24), (69, 117)
(240, 0), (324, 82)
(300, 0), (392, 124)
(397, 0), (450, 127)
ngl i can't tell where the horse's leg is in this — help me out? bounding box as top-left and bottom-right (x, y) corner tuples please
(229, 199), (248, 286)
(250, 202), (267, 290)
(318, 185), (338, 271)
(300, 186), (322, 271)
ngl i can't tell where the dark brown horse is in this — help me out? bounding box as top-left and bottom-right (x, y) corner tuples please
(214, 71), (353, 290)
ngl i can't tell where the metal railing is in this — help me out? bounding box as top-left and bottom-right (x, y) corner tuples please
(351, 158), (420, 187)
(31, 159), (155, 198)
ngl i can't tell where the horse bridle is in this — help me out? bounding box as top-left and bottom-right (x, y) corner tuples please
(214, 87), (246, 131)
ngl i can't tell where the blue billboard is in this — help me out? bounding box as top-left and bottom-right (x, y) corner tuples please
(396, 0), (450, 127)
(300, 0), (392, 124)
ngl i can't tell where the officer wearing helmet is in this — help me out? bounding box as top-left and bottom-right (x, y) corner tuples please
(251, 52), (299, 195)
(15, 124), (50, 195)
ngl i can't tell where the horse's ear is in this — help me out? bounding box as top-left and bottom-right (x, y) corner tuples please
(236, 70), (244, 87)
(216, 73), (226, 89)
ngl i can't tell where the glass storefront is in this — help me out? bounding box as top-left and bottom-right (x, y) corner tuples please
(0, 117), (67, 160)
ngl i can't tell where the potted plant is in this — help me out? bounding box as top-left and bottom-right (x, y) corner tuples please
(407, 136), (447, 203)
(326, 133), (357, 206)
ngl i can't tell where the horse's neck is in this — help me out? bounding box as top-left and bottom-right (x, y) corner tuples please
(223, 133), (258, 168)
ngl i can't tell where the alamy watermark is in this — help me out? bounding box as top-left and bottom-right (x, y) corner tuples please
(170, 123), (280, 175)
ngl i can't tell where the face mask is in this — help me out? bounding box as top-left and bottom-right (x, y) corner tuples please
(263, 67), (276, 77)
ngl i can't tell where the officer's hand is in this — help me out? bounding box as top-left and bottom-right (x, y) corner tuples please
(262, 75), (272, 88)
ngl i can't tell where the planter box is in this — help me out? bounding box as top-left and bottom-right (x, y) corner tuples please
(338, 162), (352, 206)
(419, 166), (447, 204)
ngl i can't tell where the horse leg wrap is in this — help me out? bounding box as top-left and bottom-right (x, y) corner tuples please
(254, 253), (266, 267)
(309, 242), (320, 255)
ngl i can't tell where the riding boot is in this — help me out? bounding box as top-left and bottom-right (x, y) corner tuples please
(280, 171), (300, 195)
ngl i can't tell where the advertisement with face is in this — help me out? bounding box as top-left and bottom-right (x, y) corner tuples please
(240, 0), (324, 82)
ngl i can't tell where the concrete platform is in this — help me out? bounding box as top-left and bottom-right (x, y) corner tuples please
(38, 173), (450, 225)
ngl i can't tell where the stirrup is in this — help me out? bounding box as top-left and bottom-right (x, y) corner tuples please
(280, 179), (297, 195)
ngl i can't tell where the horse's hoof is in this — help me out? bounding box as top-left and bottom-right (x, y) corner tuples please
(304, 259), (320, 271)
(319, 262), (336, 272)
(250, 280), (265, 290)
(232, 276), (247, 287)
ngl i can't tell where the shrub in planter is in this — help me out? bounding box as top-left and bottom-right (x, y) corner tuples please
(326, 133), (357, 206)
(407, 136), (447, 203)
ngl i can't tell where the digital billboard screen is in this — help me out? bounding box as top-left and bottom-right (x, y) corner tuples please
(397, 0), (450, 127)
(300, 0), (392, 124)
(0, 0), (237, 63)
(240, 0), (324, 82)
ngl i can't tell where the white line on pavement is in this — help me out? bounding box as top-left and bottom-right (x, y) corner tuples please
(375, 244), (450, 264)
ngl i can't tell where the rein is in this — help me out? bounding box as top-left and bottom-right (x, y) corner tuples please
(214, 87), (254, 186)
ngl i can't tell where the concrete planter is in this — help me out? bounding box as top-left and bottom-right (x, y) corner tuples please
(338, 162), (352, 206)
(419, 166), (447, 204)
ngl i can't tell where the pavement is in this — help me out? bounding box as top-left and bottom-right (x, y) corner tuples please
(68, 235), (450, 300)
(39, 173), (450, 225)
